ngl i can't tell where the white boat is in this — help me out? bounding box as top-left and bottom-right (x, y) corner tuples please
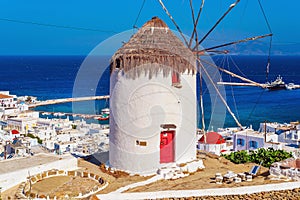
(53, 112), (59, 116)
(57, 113), (65, 117)
(286, 83), (296, 90)
(266, 75), (286, 90)
(101, 108), (110, 115)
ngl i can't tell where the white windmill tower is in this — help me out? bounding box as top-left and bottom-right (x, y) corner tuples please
(109, 17), (197, 174)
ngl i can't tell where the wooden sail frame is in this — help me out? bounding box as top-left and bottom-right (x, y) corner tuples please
(192, 0), (241, 51)
(156, 0), (272, 130)
(197, 59), (243, 129)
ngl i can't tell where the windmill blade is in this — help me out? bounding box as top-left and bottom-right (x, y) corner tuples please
(197, 58), (243, 129)
(193, 0), (240, 51)
(200, 58), (266, 88)
(198, 52), (206, 131)
(157, 0), (189, 46)
(206, 50), (230, 55)
(217, 82), (261, 87)
(188, 0), (196, 47)
(188, 0), (205, 48)
(194, 33), (273, 53)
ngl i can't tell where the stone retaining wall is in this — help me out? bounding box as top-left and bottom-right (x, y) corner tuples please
(16, 169), (107, 199)
(270, 158), (300, 180)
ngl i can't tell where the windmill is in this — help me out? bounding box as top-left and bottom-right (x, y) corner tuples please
(108, 0), (273, 174)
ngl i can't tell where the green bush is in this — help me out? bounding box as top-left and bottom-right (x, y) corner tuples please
(222, 148), (293, 168)
(71, 124), (77, 129)
(26, 133), (43, 144)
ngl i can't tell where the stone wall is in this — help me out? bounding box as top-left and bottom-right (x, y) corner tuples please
(16, 169), (108, 199)
(270, 158), (300, 180)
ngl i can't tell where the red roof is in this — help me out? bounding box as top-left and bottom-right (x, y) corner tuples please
(11, 129), (19, 134)
(0, 94), (13, 99)
(199, 132), (226, 144)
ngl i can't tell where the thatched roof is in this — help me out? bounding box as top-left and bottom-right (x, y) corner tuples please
(110, 17), (196, 78)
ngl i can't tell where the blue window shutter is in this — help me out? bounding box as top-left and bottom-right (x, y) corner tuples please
(249, 141), (258, 148)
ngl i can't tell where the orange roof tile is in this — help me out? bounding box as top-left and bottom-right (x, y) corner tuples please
(0, 94), (13, 99)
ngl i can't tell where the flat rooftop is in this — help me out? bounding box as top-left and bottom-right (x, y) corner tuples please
(236, 129), (265, 138)
(0, 153), (73, 175)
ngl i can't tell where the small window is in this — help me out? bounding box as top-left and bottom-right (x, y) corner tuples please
(172, 71), (182, 88)
(136, 140), (147, 146)
(116, 58), (121, 69)
(237, 138), (245, 146)
(139, 141), (147, 146)
(249, 141), (258, 148)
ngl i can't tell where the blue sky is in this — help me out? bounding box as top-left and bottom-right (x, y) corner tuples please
(0, 0), (299, 55)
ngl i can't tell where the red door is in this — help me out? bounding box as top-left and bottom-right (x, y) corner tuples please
(160, 131), (175, 163)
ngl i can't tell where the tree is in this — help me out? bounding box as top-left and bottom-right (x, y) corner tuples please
(25, 96), (32, 103)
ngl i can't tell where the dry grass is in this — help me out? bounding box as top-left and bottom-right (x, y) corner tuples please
(77, 158), (150, 194)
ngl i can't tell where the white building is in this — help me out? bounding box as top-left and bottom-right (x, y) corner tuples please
(233, 129), (281, 151)
(0, 91), (17, 109)
(6, 117), (37, 134)
(5, 140), (28, 157)
(259, 122), (300, 146)
(33, 125), (56, 140)
(109, 17), (197, 174)
(0, 92), (29, 120)
(54, 141), (77, 154)
(198, 132), (227, 156)
(22, 137), (39, 147)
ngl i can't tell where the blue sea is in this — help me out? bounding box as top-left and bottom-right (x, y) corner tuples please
(0, 55), (299, 130)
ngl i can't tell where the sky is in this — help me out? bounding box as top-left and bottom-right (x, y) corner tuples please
(0, 0), (299, 55)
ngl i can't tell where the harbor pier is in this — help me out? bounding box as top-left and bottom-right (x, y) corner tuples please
(28, 95), (110, 108)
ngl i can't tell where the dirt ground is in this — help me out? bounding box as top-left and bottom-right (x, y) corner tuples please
(77, 158), (150, 194)
(1, 153), (290, 199)
(125, 151), (286, 193)
(31, 176), (100, 198)
(75, 152), (289, 196)
(1, 184), (20, 200)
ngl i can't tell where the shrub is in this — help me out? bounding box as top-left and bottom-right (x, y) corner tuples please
(222, 148), (293, 168)
(26, 133), (43, 144)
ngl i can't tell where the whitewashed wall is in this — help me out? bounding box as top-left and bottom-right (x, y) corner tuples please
(109, 66), (197, 174)
(198, 143), (226, 156)
(233, 134), (265, 151)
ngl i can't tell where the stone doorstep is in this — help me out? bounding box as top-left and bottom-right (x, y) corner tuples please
(158, 160), (205, 180)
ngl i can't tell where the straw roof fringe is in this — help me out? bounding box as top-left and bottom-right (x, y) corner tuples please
(110, 17), (196, 79)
